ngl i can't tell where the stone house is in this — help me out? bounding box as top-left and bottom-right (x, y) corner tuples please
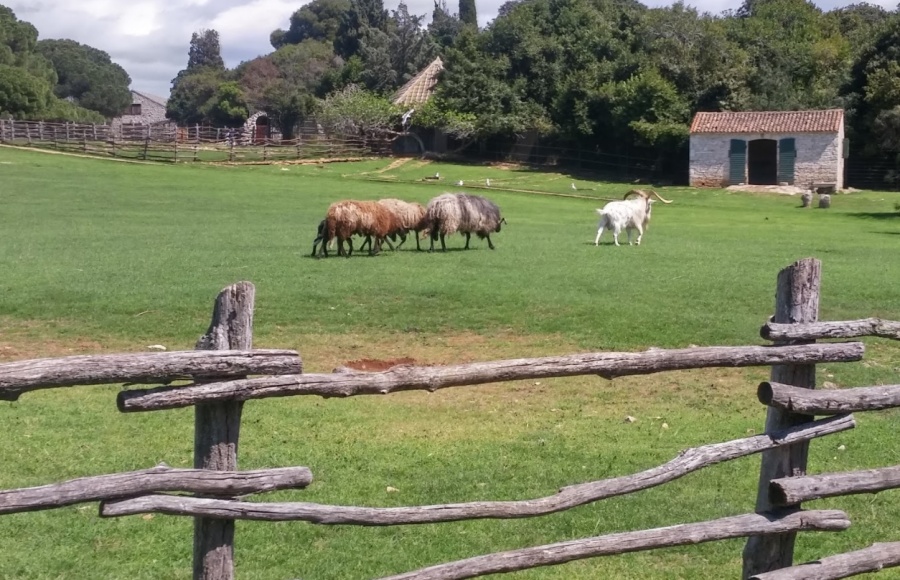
(110, 90), (171, 131)
(689, 109), (846, 189)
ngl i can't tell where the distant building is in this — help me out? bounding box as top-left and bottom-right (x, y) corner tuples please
(392, 57), (445, 154)
(689, 109), (846, 190)
(111, 90), (171, 131)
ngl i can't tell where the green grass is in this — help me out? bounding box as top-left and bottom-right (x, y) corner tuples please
(1, 145), (899, 579)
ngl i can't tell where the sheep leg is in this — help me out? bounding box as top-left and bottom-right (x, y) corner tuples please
(345, 238), (354, 258)
(486, 234), (495, 250)
(612, 230), (620, 246)
(594, 227), (604, 245)
(440, 232), (447, 252)
(360, 236), (372, 253)
(395, 231), (407, 250)
(383, 236), (395, 251)
(634, 224), (644, 245)
(464, 232), (471, 249)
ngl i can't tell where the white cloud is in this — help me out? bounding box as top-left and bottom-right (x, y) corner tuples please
(5, 0), (894, 102)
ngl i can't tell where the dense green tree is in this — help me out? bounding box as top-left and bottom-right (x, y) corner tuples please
(428, 0), (463, 49)
(199, 81), (249, 127)
(262, 80), (317, 139)
(166, 69), (223, 124)
(36, 39), (131, 118)
(459, 0), (477, 28)
(843, 16), (900, 153)
(187, 29), (225, 71)
(271, 0), (352, 48)
(0, 63), (51, 116)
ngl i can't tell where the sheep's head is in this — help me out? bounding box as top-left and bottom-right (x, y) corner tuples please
(495, 217), (507, 233)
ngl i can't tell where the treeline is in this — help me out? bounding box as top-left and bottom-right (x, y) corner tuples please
(165, 0), (900, 172)
(0, 6), (131, 123)
(3, 0), (900, 175)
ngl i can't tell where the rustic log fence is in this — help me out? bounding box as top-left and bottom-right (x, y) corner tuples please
(1, 257), (899, 579)
(0, 119), (388, 163)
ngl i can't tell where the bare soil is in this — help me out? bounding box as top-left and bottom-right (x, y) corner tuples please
(343, 357), (417, 372)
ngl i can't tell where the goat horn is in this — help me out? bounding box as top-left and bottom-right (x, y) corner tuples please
(649, 189), (673, 204)
(623, 189), (648, 200)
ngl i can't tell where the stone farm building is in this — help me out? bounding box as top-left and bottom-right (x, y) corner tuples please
(110, 90), (171, 132)
(689, 109), (846, 190)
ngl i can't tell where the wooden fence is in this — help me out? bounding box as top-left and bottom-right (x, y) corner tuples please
(0, 119), (389, 163)
(2, 258), (900, 579)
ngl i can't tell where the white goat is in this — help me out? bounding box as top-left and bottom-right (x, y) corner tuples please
(594, 189), (673, 246)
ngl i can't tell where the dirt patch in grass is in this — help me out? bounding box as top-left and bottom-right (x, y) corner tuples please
(374, 158), (413, 173)
(343, 357), (417, 372)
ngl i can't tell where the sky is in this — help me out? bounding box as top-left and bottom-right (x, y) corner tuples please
(6, 0), (898, 102)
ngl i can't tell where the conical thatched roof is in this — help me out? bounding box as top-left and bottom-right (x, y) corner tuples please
(393, 57), (443, 106)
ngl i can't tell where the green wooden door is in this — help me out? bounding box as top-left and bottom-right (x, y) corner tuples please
(778, 138), (796, 184)
(729, 139), (746, 185)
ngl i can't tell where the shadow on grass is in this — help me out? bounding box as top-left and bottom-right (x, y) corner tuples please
(847, 212), (900, 220)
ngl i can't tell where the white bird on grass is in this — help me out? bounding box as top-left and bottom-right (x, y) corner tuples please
(485, 178), (491, 187)
(456, 180), (464, 186)
(571, 182), (577, 190)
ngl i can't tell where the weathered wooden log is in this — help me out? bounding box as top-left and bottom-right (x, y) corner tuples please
(374, 510), (849, 580)
(0, 465), (312, 515)
(0, 350), (301, 401)
(116, 342), (864, 412)
(100, 415), (854, 524)
(749, 542), (900, 580)
(770, 465), (900, 505)
(745, 258), (821, 578)
(193, 282), (255, 580)
(762, 318), (900, 341)
(759, 381), (900, 414)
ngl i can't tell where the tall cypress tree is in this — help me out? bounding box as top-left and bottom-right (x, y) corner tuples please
(459, 0), (477, 28)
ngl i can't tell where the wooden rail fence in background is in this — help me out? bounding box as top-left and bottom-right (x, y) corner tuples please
(1, 257), (900, 579)
(0, 119), (388, 163)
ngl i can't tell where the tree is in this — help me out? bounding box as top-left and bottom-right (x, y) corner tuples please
(200, 81), (249, 127)
(166, 69), (222, 124)
(187, 29), (225, 71)
(428, 0), (463, 49)
(262, 80), (317, 139)
(0, 63), (51, 116)
(271, 0), (352, 48)
(35, 39), (132, 118)
(459, 0), (477, 28)
(390, 3), (437, 87)
(318, 83), (400, 137)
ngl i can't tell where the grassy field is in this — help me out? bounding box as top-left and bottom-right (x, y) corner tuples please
(1, 144), (899, 579)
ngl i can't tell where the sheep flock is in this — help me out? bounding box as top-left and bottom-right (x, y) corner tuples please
(312, 193), (506, 258)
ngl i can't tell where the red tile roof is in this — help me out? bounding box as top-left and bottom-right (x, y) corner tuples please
(690, 109), (843, 134)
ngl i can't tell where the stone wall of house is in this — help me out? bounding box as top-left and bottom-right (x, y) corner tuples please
(690, 130), (844, 189)
(110, 92), (170, 131)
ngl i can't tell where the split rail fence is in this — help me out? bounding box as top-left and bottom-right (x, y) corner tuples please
(2, 257), (900, 579)
(0, 120), (387, 163)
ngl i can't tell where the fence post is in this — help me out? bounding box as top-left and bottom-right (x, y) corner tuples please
(192, 281), (254, 580)
(742, 258), (821, 578)
(92, 124), (97, 142)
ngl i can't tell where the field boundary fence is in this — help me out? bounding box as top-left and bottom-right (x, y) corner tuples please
(1, 259), (900, 579)
(0, 119), (390, 164)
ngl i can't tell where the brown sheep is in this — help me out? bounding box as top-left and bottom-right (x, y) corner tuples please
(312, 200), (402, 258)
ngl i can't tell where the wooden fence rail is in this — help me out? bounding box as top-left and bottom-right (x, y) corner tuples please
(0, 350), (302, 400)
(378, 510), (851, 580)
(758, 381), (900, 414)
(750, 541), (900, 580)
(115, 342), (864, 411)
(2, 258), (900, 579)
(0, 465), (312, 515)
(98, 414), (854, 524)
(0, 119), (389, 164)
